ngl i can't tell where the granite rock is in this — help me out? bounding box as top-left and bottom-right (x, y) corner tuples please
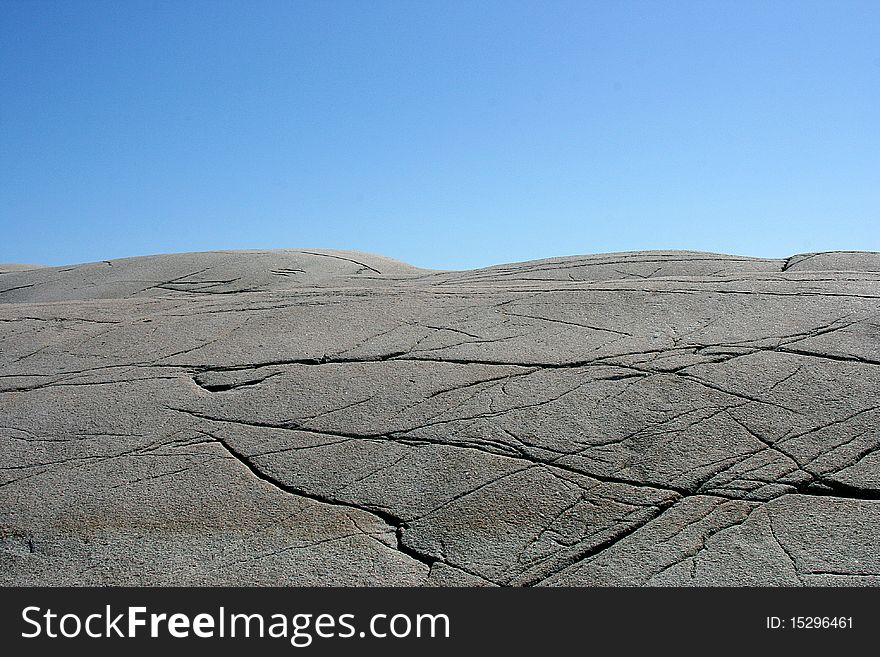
(1, 248), (878, 586)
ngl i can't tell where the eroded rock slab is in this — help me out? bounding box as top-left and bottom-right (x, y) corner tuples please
(1, 249), (878, 585)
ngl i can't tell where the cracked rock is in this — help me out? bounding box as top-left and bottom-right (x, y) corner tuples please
(1, 248), (879, 586)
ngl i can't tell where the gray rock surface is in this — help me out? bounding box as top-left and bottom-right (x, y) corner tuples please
(1, 248), (878, 586)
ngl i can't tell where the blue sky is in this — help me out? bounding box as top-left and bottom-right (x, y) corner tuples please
(1, 0), (878, 269)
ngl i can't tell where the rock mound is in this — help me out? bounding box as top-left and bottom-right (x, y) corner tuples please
(2, 249), (879, 585)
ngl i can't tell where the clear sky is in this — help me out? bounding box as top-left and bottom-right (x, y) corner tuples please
(1, 0), (878, 269)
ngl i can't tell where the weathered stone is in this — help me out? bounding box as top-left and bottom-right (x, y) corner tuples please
(1, 248), (878, 585)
